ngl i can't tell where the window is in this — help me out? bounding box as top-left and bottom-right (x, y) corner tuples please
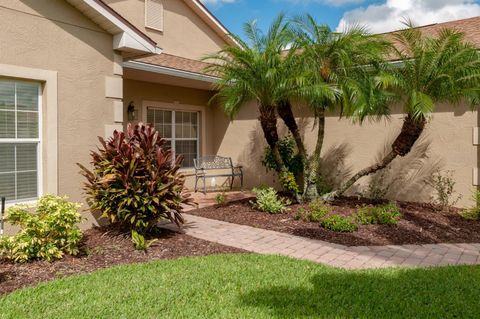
(0, 80), (41, 203)
(146, 108), (199, 168)
(145, 0), (164, 31)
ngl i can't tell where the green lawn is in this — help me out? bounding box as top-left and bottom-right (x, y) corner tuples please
(1, 254), (479, 318)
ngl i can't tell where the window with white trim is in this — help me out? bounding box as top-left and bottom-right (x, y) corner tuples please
(0, 80), (41, 203)
(146, 108), (199, 168)
(145, 0), (164, 32)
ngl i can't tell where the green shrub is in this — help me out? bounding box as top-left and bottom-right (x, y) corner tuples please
(131, 230), (157, 251)
(321, 215), (358, 232)
(0, 195), (82, 263)
(294, 207), (305, 220)
(78, 123), (192, 235)
(261, 135), (303, 176)
(279, 170), (300, 194)
(431, 170), (461, 209)
(355, 202), (402, 225)
(215, 193), (226, 205)
(307, 199), (330, 221)
(251, 187), (290, 214)
(462, 190), (480, 220)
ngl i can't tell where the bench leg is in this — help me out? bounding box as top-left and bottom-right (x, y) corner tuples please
(203, 176), (207, 195)
(240, 174), (244, 191)
(194, 176), (198, 193)
(230, 176), (234, 190)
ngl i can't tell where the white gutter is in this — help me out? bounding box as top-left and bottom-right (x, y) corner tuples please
(123, 61), (219, 83)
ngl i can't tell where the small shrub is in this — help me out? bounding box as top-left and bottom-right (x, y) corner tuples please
(251, 187), (290, 214)
(294, 207), (306, 220)
(279, 171), (300, 194)
(355, 202), (402, 225)
(306, 198), (330, 222)
(462, 190), (480, 221)
(431, 170), (461, 209)
(321, 215), (358, 232)
(0, 195), (82, 263)
(78, 123), (192, 235)
(215, 193), (226, 205)
(365, 170), (390, 200)
(131, 230), (157, 251)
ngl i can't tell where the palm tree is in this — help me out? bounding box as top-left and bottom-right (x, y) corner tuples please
(204, 15), (292, 175)
(331, 23), (480, 198)
(292, 15), (391, 199)
(205, 14), (337, 197)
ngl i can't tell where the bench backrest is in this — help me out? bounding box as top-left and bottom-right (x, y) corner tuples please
(194, 156), (233, 170)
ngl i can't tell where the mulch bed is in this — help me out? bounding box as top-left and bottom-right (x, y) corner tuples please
(187, 197), (480, 247)
(0, 227), (243, 296)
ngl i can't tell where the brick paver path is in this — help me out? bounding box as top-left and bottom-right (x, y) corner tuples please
(177, 214), (480, 269)
(173, 192), (480, 269)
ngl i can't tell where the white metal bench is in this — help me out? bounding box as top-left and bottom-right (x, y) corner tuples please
(193, 156), (243, 193)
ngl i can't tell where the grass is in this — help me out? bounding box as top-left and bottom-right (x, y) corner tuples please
(1, 254), (480, 318)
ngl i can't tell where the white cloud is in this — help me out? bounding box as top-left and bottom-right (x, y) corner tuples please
(336, 0), (480, 33)
(200, 0), (237, 5)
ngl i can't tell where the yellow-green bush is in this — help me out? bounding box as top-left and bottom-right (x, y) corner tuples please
(0, 195), (82, 263)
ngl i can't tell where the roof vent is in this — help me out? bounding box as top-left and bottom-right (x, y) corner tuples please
(145, 0), (164, 32)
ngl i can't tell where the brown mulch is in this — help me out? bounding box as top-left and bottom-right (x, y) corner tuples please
(0, 227), (244, 296)
(187, 197), (480, 247)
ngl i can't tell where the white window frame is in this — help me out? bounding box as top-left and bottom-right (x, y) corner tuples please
(145, 0), (164, 32)
(142, 101), (206, 169)
(146, 108), (200, 168)
(0, 80), (43, 205)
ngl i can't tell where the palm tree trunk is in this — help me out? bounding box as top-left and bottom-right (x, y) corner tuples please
(277, 100), (307, 191)
(303, 108), (326, 200)
(325, 115), (426, 200)
(259, 105), (286, 173)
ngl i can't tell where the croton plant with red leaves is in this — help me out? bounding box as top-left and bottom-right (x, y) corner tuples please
(78, 123), (193, 234)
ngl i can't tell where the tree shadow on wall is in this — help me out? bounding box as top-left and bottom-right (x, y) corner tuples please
(358, 133), (443, 202)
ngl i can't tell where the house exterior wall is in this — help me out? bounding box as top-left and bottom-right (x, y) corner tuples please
(123, 79), (217, 188)
(210, 101), (478, 208)
(103, 0), (227, 60)
(0, 0), (119, 228)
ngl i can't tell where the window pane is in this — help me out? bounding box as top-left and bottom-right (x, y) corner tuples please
(17, 111), (39, 138)
(0, 173), (15, 201)
(17, 144), (37, 171)
(0, 144), (14, 173)
(0, 81), (15, 111)
(0, 110), (15, 138)
(17, 171), (37, 200)
(16, 83), (38, 111)
(147, 109), (154, 125)
(163, 110), (172, 123)
(176, 140), (197, 167)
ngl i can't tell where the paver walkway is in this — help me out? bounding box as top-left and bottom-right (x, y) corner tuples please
(174, 191), (480, 269)
(177, 214), (480, 269)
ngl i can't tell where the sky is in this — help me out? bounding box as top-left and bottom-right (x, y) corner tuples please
(200, 0), (480, 36)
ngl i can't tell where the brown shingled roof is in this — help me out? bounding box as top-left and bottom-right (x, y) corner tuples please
(134, 53), (217, 77)
(382, 16), (480, 61)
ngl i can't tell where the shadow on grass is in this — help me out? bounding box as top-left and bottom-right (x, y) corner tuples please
(240, 265), (480, 318)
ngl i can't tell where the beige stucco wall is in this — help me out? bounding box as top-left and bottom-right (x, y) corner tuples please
(210, 101), (479, 208)
(0, 0), (118, 231)
(103, 0), (227, 60)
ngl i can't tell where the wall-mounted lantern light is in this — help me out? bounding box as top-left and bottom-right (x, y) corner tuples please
(127, 101), (137, 121)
